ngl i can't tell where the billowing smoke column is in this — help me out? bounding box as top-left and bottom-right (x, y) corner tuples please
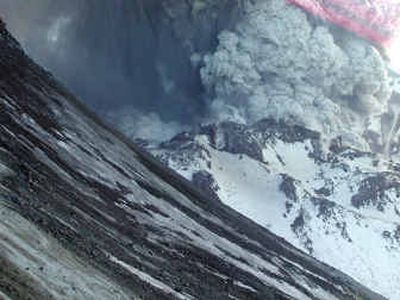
(201, 0), (396, 151)
(1, 0), (399, 152)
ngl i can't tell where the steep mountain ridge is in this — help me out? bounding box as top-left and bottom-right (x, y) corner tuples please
(0, 21), (385, 299)
(148, 118), (400, 299)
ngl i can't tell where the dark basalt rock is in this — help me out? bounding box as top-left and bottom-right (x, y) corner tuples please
(192, 170), (220, 201)
(280, 175), (298, 203)
(202, 122), (264, 162)
(291, 210), (314, 254)
(311, 197), (336, 220)
(160, 131), (197, 150)
(196, 119), (321, 163)
(251, 119), (320, 144)
(351, 174), (400, 210)
(156, 118), (323, 169)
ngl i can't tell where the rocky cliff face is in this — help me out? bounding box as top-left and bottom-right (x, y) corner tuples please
(0, 21), (384, 300)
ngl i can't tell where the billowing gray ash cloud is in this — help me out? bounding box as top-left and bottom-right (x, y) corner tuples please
(1, 0), (397, 150)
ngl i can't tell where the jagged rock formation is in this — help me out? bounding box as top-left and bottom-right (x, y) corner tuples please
(0, 20), (387, 300)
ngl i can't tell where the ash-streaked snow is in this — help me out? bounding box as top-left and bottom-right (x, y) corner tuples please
(149, 120), (400, 299)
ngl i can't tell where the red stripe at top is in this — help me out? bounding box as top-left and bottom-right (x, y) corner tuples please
(288, 0), (400, 47)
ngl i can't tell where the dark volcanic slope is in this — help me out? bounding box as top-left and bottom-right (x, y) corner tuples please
(0, 22), (384, 300)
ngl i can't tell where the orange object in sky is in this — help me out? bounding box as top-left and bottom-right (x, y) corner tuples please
(288, 0), (400, 49)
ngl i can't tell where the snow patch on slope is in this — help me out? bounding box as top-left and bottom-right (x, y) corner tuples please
(150, 122), (400, 299)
